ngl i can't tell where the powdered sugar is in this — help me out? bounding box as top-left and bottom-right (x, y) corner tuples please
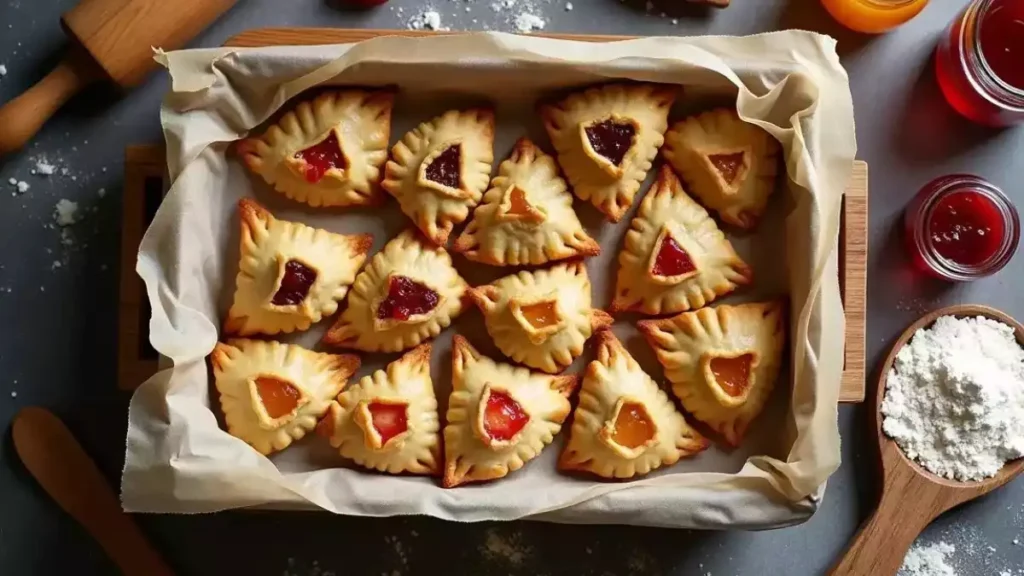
(899, 541), (957, 576)
(881, 315), (1024, 481)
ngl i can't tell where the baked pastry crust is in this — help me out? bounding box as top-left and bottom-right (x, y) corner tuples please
(611, 166), (751, 315)
(559, 330), (708, 479)
(451, 138), (600, 266)
(323, 229), (469, 353)
(382, 108), (495, 245)
(210, 339), (360, 455)
(238, 89), (394, 208)
(469, 262), (612, 374)
(540, 83), (675, 222)
(662, 108), (780, 229)
(316, 343), (441, 475)
(638, 301), (786, 446)
(443, 335), (578, 488)
(224, 199), (373, 336)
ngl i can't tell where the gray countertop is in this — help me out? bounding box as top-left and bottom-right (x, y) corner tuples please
(1, 0), (1022, 574)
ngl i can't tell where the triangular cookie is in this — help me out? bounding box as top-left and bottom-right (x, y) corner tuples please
(443, 335), (578, 488)
(610, 166), (751, 315)
(224, 199), (373, 336)
(637, 301), (786, 446)
(469, 262), (612, 374)
(540, 83), (676, 222)
(452, 138), (600, 266)
(382, 108), (495, 245)
(663, 108), (780, 229)
(323, 229), (469, 353)
(559, 330), (708, 479)
(317, 343), (441, 475)
(210, 339), (360, 455)
(238, 89), (394, 207)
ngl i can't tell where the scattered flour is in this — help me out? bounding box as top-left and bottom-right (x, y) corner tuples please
(514, 12), (546, 32)
(881, 315), (1024, 481)
(408, 9), (445, 30)
(481, 528), (531, 565)
(565, 1), (573, 9)
(16, 181), (28, 193)
(0, 64), (6, 77)
(899, 541), (957, 576)
(54, 199), (79, 226)
(35, 160), (56, 175)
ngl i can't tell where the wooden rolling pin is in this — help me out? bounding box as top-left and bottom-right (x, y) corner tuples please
(0, 0), (237, 155)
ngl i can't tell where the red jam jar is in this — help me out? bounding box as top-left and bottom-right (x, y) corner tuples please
(935, 0), (1024, 126)
(905, 175), (1019, 280)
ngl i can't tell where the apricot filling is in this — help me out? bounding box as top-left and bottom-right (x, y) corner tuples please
(710, 354), (754, 397)
(520, 301), (560, 330)
(585, 119), (636, 166)
(368, 402), (409, 445)
(612, 402), (656, 449)
(425, 144), (462, 189)
(506, 187), (533, 216)
(376, 276), (440, 321)
(295, 131), (346, 184)
(255, 376), (302, 419)
(272, 260), (317, 306)
(483, 390), (529, 442)
(708, 152), (746, 184)
(651, 236), (697, 277)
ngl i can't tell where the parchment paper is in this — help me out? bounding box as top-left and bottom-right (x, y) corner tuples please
(122, 31), (856, 529)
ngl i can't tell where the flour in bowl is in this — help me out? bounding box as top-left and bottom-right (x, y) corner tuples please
(881, 315), (1024, 481)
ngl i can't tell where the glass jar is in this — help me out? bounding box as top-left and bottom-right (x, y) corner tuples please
(904, 175), (1019, 281)
(935, 0), (1024, 126)
(820, 0), (930, 34)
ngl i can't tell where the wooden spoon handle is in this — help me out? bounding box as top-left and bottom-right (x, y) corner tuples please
(829, 476), (938, 576)
(0, 53), (97, 155)
(12, 407), (174, 576)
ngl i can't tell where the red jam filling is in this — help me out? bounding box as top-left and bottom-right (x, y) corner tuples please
(612, 402), (656, 449)
(483, 390), (529, 442)
(652, 236), (697, 277)
(979, 0), (1024, 91)
(368, 402), (408, 445)
(708, 152), (746, 184)
(376, 276), (440, 321)
(295, 131), (346, 184)
(425, 145), (462, 189)
(255, 376), (301, 419)
(272, 260), (317, 306)
(585, 119), (636, 166)
(928, 191), (1005, 267)
(710, 355), (753, 397)
(506, 187), (533, 216)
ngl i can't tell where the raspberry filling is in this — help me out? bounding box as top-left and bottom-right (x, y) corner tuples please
(612, 402), (656, 449)
(376, 276), (439, 321)
(585, 119), (636, 166)
(708, 152), (745, 184)
(710, 354), (754, 397)
(483, 390), (529, 442)
(651, 236), (697, 277)
(425, 144), (462, 189)
(519, 301), (560, 330)
(368, 402), (409, 445)
(295, 131), (346, 183)
(255, 376), (301, 419)
(272, 260), (317, 306)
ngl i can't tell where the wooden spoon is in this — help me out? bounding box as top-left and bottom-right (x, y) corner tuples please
(831, 304), (1024, 576)
(12, 407), (175, 576)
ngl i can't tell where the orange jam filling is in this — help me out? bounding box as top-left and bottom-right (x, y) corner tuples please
(483, 390), (529, 442)
(520, 301), (560, 330)
(368, 402), (409, 445)
(710, 354), (754, 397)
(506, 186), (533, 216)
(612, 402), (656, 449)
(295, 131), (346, 184)
(651, 236), (696, 277)
(255, 376), (301, 419)
(708, 152), (746, 184)
(315, 414), (335, 438)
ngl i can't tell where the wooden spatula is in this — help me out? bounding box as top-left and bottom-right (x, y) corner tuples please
(12, 407), (174, 576)
(0, 0), (236, 155)
(831, 304), (1024, 575)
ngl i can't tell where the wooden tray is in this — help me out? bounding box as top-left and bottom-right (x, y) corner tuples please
(118, 29), (869, 402)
